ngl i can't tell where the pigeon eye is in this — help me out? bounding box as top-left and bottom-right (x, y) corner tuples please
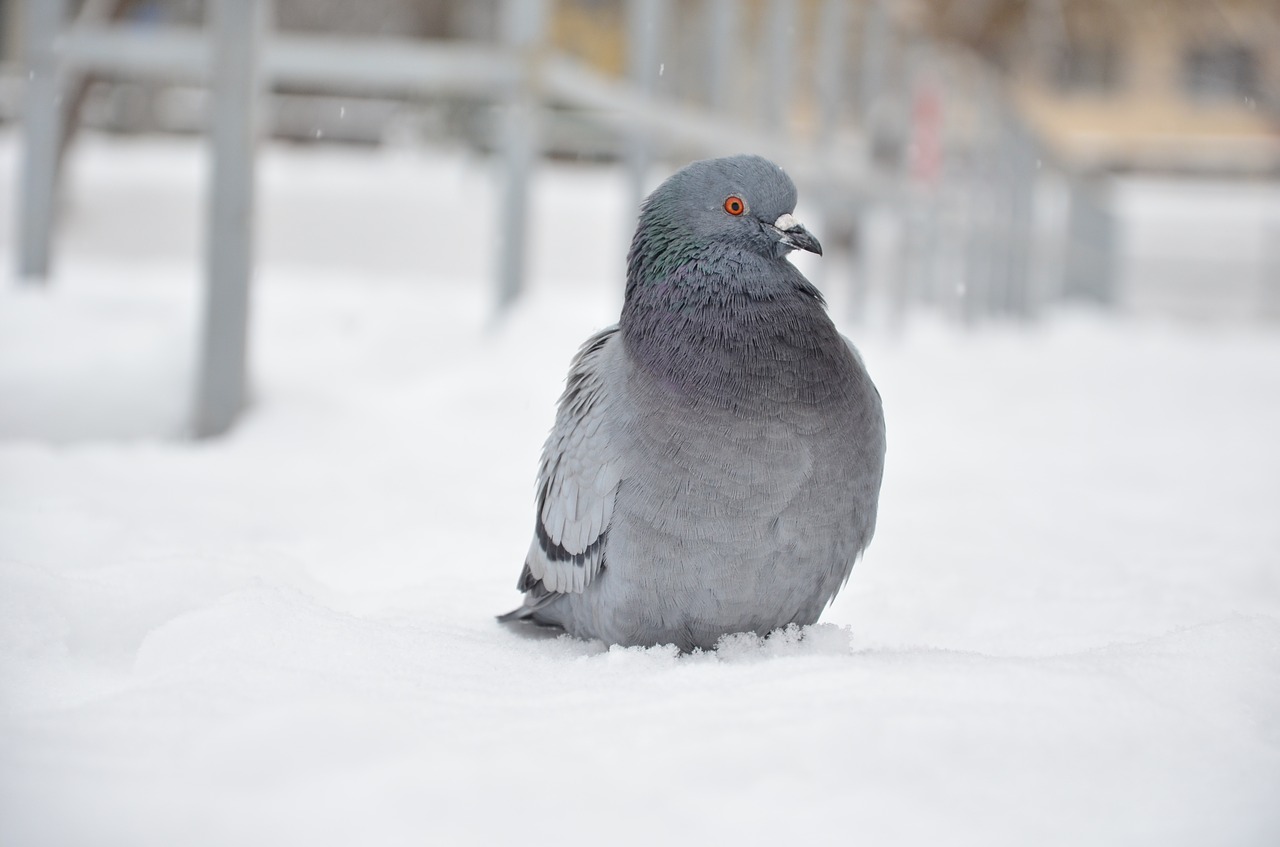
(723, 196), (746, 216)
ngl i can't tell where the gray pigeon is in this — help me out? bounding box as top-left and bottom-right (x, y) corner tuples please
(499, 154), (885, 652)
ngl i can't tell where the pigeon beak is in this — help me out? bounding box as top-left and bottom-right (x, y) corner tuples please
(772, 213), (823, 256)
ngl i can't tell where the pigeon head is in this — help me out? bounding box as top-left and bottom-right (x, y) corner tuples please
(627, 155), (822, 285)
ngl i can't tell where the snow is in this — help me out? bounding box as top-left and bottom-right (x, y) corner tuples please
(2, 134), (1279, 846)
(1113, 176), (1280, 322)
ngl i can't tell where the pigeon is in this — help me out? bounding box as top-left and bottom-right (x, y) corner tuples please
(498, 154), (885, 652)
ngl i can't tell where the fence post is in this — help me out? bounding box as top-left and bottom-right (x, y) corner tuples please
(814, 0), (847, 141)
(1261, 216), (1280, 321)
(193, 0), (266, 438)
(810, 0), (847, 298)
(704, 0), (738, 112)
(848, 0), (890, 324)
(625, 0), (664, 218)
(495, 0), (545, 311)
(1007, 122), (1036, 317)
(760, 0), (796, 132)
(858, 0), (888, 124)
(18, 0), (69, 282)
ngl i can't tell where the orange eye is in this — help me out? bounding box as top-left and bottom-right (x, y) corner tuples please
(723, 196), (746, 216)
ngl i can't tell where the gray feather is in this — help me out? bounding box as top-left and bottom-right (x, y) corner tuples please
(498, 155), (886, 651)
(523, 327), (622, 595)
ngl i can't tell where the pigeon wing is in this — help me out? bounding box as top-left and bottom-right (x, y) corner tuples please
(521, 327), (623, 595)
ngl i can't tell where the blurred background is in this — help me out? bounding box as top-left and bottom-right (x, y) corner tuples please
(2, 0), (1278, 438)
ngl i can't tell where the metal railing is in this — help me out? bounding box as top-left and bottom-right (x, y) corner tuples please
(15, 0), (1115, 436)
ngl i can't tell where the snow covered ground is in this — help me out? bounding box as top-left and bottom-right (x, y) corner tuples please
(2, 134), (1279, 846)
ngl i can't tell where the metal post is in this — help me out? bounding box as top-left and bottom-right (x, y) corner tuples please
(807, 0), (847, 301)
(895, 41), (936, 328)
(1007, 123), (1036, 318)
(965, 80), (1004, 323)
(814, 0), (847, 141)
(625, 0), (663, 217)
(18, 0), (69, 282)
(760, 0), (795, 131)
(1028, 156), (1065, 313)
(858, 0), (888, 125)
(845, 198), (872, 326)
(1092, 187), (1116, 306)
(193, 0), (265, 438)
(1260, 218), (1280, 320)
(704, 0), (737, 112)
(850, 0), (890, 324)
(990, 114), (1015, 315)
(495, 0), (545, 311)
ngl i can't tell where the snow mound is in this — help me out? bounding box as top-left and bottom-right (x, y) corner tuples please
(711, 623), (855, 659)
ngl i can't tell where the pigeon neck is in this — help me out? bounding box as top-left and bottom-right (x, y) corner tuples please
(620, 241), (835, 409)
(623, 208), (702, 303)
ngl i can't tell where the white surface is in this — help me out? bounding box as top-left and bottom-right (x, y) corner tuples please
(1113, 176), (1280, 322)
(2, 135), (1279, 846)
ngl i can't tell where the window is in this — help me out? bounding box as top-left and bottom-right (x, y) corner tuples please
(1182, 43), (1260, 101)
(1052, 41), (1121, 93)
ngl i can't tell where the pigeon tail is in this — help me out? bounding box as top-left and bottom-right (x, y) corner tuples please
(496, 581), (563, 625)
(495, 605), (535, 624)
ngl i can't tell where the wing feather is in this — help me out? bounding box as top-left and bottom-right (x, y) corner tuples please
(523, 327), (623, 595)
